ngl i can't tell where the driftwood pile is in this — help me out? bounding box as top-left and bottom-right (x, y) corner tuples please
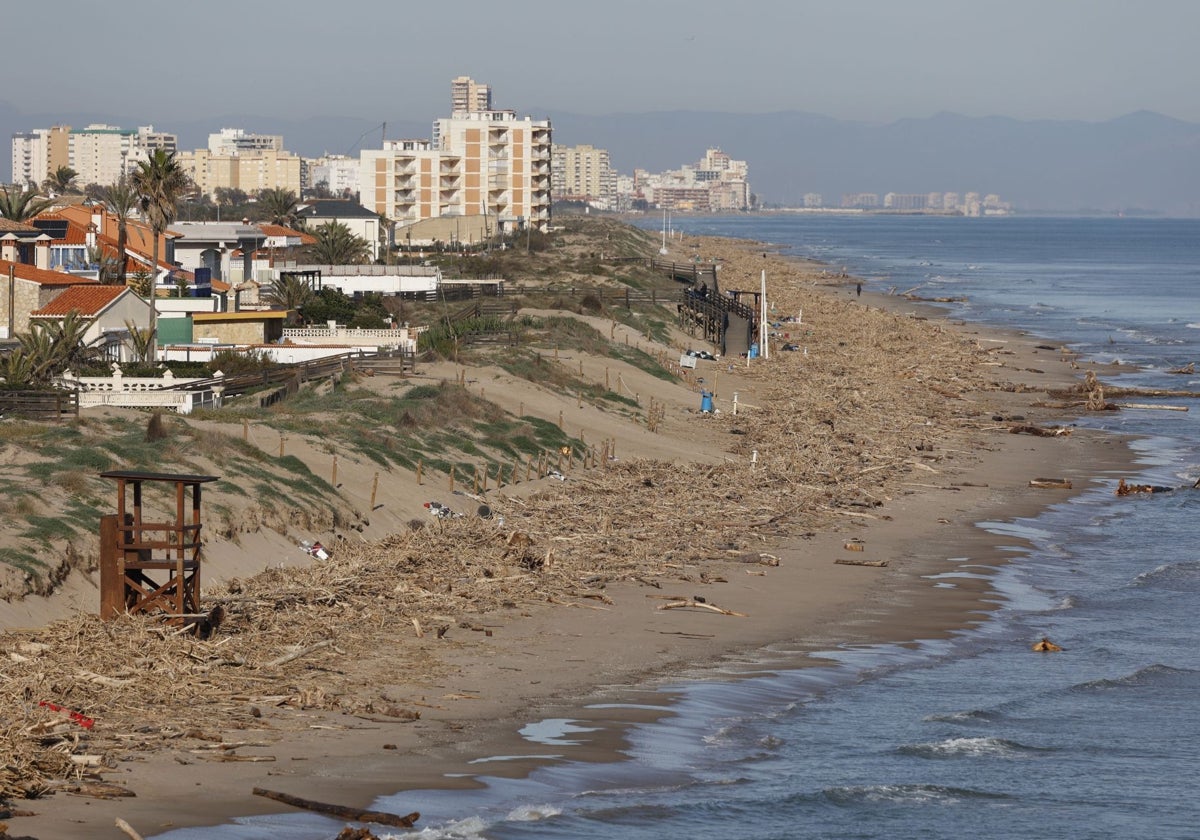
(0, 236), (1040, 804)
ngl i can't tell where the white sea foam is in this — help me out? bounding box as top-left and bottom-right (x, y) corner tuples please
(899, 736), (1034, 759)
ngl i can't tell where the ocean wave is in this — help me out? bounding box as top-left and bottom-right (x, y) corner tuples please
(821, 783), (1012, 805)
(505, 803), (564, 821)
(1055, 594), (1082, 610)
(1070, 663), (1199, 692)
(896, 736), (1049, 759)
(402, 815), (490, 839)
(1186, 322), (1200, 330)
(922, 708), (1003, 724)
(1130, 560), (1200, 588)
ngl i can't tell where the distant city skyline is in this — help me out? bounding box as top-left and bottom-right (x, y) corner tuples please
(4, 0), (1197, 126)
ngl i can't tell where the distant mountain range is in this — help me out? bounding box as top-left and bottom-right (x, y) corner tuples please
(4, 101), (1198, 215)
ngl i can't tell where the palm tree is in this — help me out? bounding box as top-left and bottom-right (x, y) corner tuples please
(262, 273), (315, 314)
(306, 221), (371, 264)
(0, 347), (36, 387)
(13, 312), (99, 385)
(86, 245), (124, 283)
(98, 177), (139, 285)
(130, 149), (188, 361)
(257, 188), (298, 226)
(43, 165), (80, 195)
(0, 186), (53, 223)
(124, 319), (155, 365)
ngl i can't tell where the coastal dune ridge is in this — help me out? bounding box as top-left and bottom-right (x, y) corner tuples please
(0, 221), (1125, 837)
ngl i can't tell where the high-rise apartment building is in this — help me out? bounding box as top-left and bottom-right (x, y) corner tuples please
(361, 81), (552, 233)
(551, 144), (615, 207)
(68, 124), (177, 186)
(307, 154), (361, 197)
(451, 76), (492, 115)
(208, 128), (284, 156)
(13, 124), (173, 189)
(11, 127), (69, 188)
(178, 148), (302, 198)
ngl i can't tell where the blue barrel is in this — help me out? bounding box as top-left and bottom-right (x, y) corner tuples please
(748, 343), (759, 359)
(700, 391), (714, 413)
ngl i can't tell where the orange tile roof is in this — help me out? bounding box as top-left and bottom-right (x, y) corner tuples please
(37, 212), (91, 245)
(0, 258), (97, 286)
(0, 218), (40, 234)
(31, 284), (129, 317)
(259, 223), (300, 237)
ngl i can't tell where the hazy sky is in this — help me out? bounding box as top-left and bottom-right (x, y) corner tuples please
(7, 0), (1198, 125)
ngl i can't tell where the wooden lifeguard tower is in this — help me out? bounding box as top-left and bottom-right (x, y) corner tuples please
(98, 470), (219, 624)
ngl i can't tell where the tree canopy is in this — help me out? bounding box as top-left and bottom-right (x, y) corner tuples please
(305, 220), (372, 265)
(0, 186), (53, 222)
(130, 149), (189, 359)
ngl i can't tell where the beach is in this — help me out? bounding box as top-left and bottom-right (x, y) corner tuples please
(1, 225), (1134, 839)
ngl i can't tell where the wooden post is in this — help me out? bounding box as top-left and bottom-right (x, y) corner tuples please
(449, 464), (456, 492)
(578, 359), (583, 376)
(580, 429), (586, 445)
(370, 472), (379, 509)
(554, 345), (559, 360)
(617, 373), (624, 393)
(610, 321), (616, 338)
(557, 450), (564, 472)
(331, 455), (338, 487)
(474, 465), (481, 494)
(512, 460), (520, 484)
(566, 447), (574, 472)
(416, 459), (423, 485)
(243, 418), (248, 441)
(525, 454), (533, 482)
(558, 409), (564, 429)
(279, 436), (285, 458)
(519, 401), (524, 417)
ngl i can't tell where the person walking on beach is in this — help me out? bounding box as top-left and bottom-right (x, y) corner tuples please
(856, 282), (862, 298)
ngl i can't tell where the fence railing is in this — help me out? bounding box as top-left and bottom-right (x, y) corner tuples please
(60, 369), (225, 415)
(0, 389), (80, 422)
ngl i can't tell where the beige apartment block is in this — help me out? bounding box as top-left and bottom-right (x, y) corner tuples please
(67, 125), (177, 188)
(551, 143), (615, 206)
(451, 76), (492, 114)
(11, 125), (71, 189)
(362, 111), (551, 234)
(180, 149), (302, 199)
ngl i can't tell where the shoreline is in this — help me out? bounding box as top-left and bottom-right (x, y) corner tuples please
(4, 236), (1138, 839)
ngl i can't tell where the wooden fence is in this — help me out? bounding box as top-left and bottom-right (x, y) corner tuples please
(0, 389), (79, 422)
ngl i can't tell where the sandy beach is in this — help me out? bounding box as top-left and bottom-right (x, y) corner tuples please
(0, 226), (1134, 839)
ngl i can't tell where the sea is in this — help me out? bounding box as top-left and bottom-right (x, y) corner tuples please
(158, 216), (1200, 840)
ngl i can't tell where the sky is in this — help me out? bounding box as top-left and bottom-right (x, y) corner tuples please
(5, 0), (1198, 127)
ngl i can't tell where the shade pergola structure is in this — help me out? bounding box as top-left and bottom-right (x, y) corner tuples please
(98, 470), (219, 624)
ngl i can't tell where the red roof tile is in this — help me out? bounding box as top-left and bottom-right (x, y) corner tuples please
(31, 285), (130, 317)
(0, 259), (97, 286)
(0, 218), (39, 234)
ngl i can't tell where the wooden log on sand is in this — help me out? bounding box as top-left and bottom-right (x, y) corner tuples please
(252, 787), (419, 828)
(1029, 478), (1072, 489)
(835, 558), (889, 568)
(1116, 403), (1189, 412)
(1010, 423), (1072, 437)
